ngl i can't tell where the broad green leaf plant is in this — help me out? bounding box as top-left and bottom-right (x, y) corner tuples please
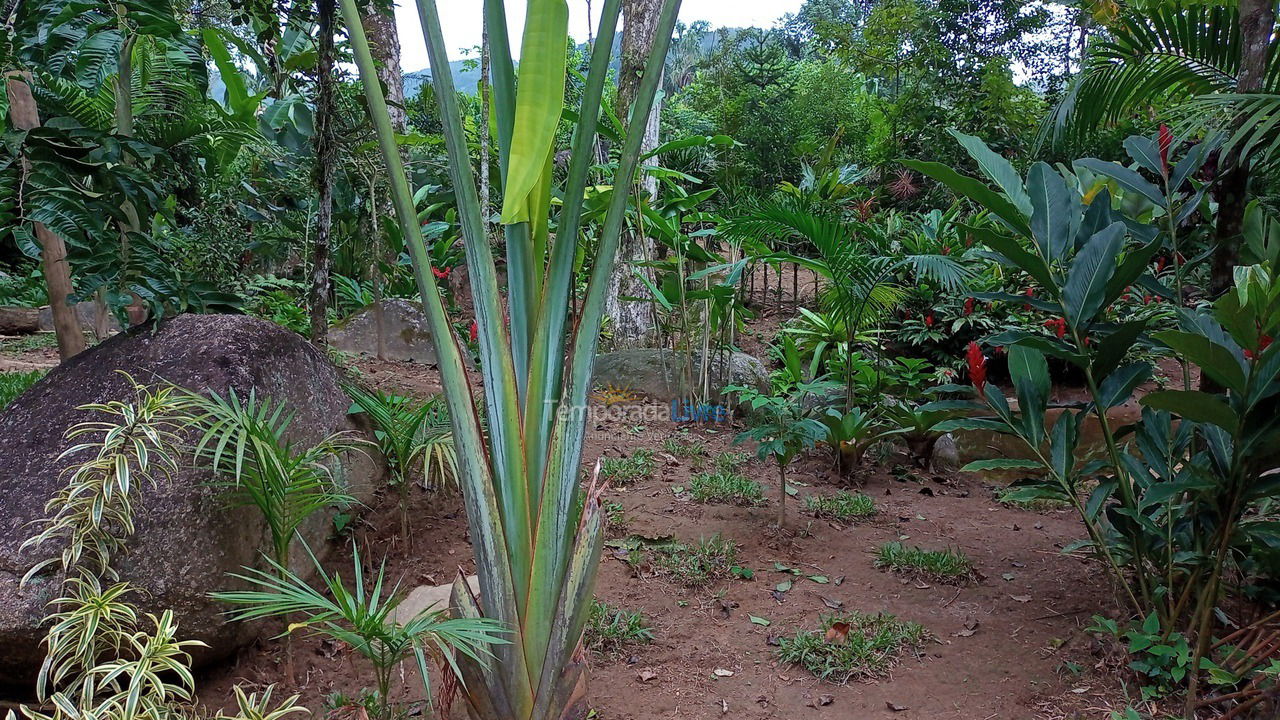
(914, 129), (1280, 708)
(338, 0), (681, 717)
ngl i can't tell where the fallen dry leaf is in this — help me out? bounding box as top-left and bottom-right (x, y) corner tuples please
(886, 701), (909, 712)
(819, 595), (844, 610)
(824, 621), (851, 644)
(1011, 594), (1032, 603)
(637, 669), (657, 683)
(955, 619), (980, 638)
(713, 668), (734, 677)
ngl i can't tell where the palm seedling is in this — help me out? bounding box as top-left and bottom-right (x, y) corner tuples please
(346, 384), (459, 542)
(212, 544), (507, 719)
(338, 0), (681, 717)
(186, 389), (363, 577)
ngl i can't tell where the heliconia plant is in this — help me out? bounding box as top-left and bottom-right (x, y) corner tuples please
(336, 0), (680, 718)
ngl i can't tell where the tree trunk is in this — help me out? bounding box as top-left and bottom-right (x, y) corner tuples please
(360, 0), (405, 353)
(604, 0), (663, 349)
(362, 0), (406, 133)
(310, 0), (338, 345)
(1209, 0), (1276, 296)
(4, 73), (86, 361)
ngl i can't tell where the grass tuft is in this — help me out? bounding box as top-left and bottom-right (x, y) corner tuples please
(805, 491), (876, 521)
(713, 451), (751, 473)
(0, 369), (46, 409)
(777, 612), (929, 684)
(874, 542), (973, 584)
(663, 433), (707, 459)
(688, 471), (764, 506)
(601, 448), (656, 485)
(655, 534), (740, 587)
(584, 599), (653, 655)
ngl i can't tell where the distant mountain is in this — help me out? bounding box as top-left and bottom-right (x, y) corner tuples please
(402, 27), (735, 99)
(403, 59), (483, 97)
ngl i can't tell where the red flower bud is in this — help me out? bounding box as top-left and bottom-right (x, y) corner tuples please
(966, 341), (988, 395)
(469, 320), (478, 343)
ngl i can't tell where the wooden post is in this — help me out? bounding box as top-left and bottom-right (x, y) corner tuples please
(5, 73), (86, 360)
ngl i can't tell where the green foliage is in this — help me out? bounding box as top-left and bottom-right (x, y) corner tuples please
(187, 388), (363, 573)
(583, 600), (653, 655)
(11, 380), (304, 720)
(687, 471), (765, 506)
(213, 544), (507, 718)
(663, 432), (708, 459)
(0, 369), (45, 409)
(600, 448), (656, 485)
(874, 542), (973, 583)
(776, 611), (929, 684)
(654, 534), (742, 588)
(346, 384), (458, 492)
(805, 491), (875, 521)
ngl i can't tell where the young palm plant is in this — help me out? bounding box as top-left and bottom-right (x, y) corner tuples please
(337, 0), (681, 717)
(212, 544), (507, 719)
(186, 389), (364, 576)
(346, 384), (458, 544)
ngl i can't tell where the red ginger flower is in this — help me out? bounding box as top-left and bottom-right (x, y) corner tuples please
(925, 312), (935, 328)
(967, 341), (988, 395)
(469, 320), (478, 343)
(1043, 317), (1067, 339)
(432, 266), (451, 280)
(964, 297), (975, 316)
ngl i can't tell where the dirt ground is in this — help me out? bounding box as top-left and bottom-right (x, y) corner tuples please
(1, 289), (1159, 719)
(191, 363), (1136, 720)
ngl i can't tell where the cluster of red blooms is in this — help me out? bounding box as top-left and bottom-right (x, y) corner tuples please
(432, 266), (451, 280)
(469, 320), (478, 343)
(1245, 335), (1274, 361)
(924, 312), (936, 328)
(1043, 317), (1067, 338)
(964, 297), (975, 315)
(1023, 287), (1034, 310)
(967, 341), (987, 394)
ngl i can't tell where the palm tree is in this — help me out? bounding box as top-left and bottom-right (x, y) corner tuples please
(1042, 1), (1278, 293)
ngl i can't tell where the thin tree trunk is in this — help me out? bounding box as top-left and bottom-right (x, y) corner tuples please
(360, 0), (405, 352)
(5, 74), (86, 360)
(777, 461), (787, 528)
(1209, 0), (1276, 296)
(604, 0), (664, 349)
(310, 0), (338, 345)
(362, 0), (406, 133)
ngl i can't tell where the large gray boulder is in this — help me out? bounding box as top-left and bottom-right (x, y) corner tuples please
(329, 299), (437, 365)
(0, 314), (381, 686)
(591, 348), (769, 402)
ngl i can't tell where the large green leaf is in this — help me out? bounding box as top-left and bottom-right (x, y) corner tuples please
(1073, 158), (1165, 207)
(1027, 162), (1080, 263)
(1008, 345), (1050, 441)
(1152, 330), (1248, 394)
(901, 159), (1032, 236)
(967, 226), (1056, 291)
(1062, 221), (1124, 328)
(499, 0), (569, 224)
(949, 129), (1033, 216)
(960, 458), (1045, 473)
(1141, 390), (1239, 431)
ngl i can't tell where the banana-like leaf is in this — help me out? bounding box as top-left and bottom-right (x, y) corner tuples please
(499, 0), (569, 224)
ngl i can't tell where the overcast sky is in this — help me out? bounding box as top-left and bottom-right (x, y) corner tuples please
(394, 0), (805, 71)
